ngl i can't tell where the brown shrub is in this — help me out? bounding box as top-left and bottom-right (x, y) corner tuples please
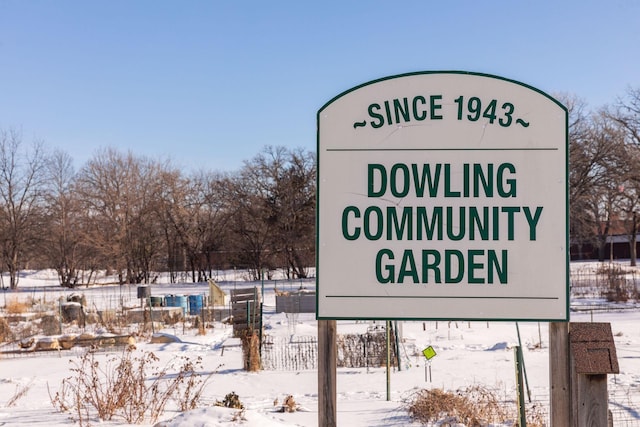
(596, 264), (638, 302)
(50, 347), (212, 425)
(215, 391), (244, 409)
(406, 386), (508, 426)
(0, 316), (13, 342)
(406, 386), (547, 426)
(40, 315), (61, 336)
(275, 395), (299, 413)
(240, 331), (261, 371)
(5, 298), (29, 314)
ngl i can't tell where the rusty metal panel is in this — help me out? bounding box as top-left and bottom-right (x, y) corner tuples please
(570, 322), (619, 374)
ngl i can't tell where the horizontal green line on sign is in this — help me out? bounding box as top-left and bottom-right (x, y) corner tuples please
(325, 148), (558, 152)
(325, 295), (559, 300)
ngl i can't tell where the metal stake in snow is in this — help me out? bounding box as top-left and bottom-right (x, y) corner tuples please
(422, 346), (436, 382)
(515, 322), (531, 402)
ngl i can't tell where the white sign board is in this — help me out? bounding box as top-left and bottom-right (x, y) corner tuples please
(317, 71), (568, 321)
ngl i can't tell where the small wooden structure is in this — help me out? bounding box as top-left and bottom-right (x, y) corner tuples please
(550, 322), (619, 426)
(207, 279), (226, 306)
(275, 290), (315, 313)
(570, 322), (619, 426)
(230, 287), (261, 337)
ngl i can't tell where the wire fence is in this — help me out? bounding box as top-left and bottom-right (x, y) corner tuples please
(261, 331), (396, 371)
(610, 383), (640, 426)
(260, 335), (640, 426)
(527, 385), (640, 426)
(570, 262), (640, 301)
(261, 335), (317, 371)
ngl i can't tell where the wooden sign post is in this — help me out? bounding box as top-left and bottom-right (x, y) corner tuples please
(318, 320), (336, 427)
(549, 322), (571, 425)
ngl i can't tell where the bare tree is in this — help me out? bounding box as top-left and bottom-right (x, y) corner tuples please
(223, 146), (315, 279)
(0, 135), (318, 284)
(570, 109), (627, 261)
(125, 159), (167, 283)
(41, 150), (88, 286)
(556, 89), (630, 262)
(156, 167), (188, 282)
(606, 88), (640, 265)
(267, 147), (315, 278)
(220, 168), (275, 279)
(617, 179), (640, 266)
(75, 148), (166, 284)
(561, 94), (596, 258)
(158, 169), (230, 282)
(611, 87), (640, 147)
(0, 129), (49, 289)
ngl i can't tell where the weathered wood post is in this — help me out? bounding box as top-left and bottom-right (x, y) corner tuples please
(318, 319), (337, 427)
(549, 322), (571, 426)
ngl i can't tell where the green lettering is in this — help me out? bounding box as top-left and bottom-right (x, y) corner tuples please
(497, 163), (516, 197)
(412, 96), (427, 120)
(468, 249), (485, 284)
(488, 250), (508, 284)
(368, 103), (384, 128)
(417, 206), (443, 240)
(368, 164), (387, 197)
(474, 163), (493, 197)
(387, 207), (413, 240)
(445, 250), (464, 283)
(523, 206), (543, 240)
(430, 95), (443, 119)
(398, 250), (419, 283)
(501, 207), (520, 240)
(393, 98), (410, 123)
(341, 206), (360, 240)
(412, 163), (441, 197)
(422, 249), (441, 283)
(444, 164), (460, 197)
(390, 163), (409, 197)
(469, 207), (489, 240)
(363, 206), (384, 240)
(446, 207), (465, 240)
(375, 249), (394, 283)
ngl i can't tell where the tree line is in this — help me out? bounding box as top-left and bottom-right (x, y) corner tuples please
(568, 88), (640, 264)
(0, 139), (315, 289)
(2, 87), (640, 289)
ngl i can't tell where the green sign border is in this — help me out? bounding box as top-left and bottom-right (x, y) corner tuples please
(316, 70), (569, 322)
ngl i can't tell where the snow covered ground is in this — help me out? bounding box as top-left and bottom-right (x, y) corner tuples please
(1, 263), (640, 426)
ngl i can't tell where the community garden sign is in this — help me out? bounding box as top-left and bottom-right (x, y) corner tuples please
(317, 71), (568, 321)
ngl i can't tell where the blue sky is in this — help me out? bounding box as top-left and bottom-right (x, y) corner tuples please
(1, 1), (639, 172)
